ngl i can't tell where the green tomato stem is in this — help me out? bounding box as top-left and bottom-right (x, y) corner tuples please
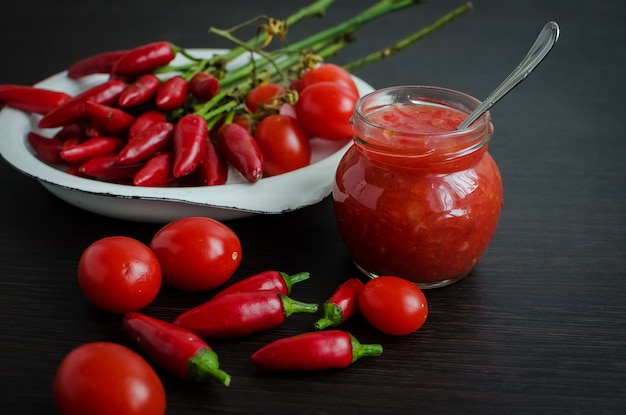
(208, 0), (336, 65)
(217, 0), (426, 90)
(343, 2), (474, 72)
(279, 0), (427, 56)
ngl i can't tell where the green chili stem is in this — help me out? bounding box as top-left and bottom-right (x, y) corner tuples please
(281, 271), (311, 293)
(349, 333), (383, 364)
(313, 302), (344, 330)
(280, 294), (319, 317)
(188, 348), (231, 386)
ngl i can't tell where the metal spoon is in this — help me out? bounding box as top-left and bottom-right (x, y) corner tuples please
(457, 21), (560, 130)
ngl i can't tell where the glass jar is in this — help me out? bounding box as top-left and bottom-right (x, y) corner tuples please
(333, 85), (503, 289)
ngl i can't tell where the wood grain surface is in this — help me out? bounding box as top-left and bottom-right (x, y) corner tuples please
(1, 1), (625, 414)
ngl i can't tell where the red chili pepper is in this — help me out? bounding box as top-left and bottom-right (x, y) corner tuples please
(195, 138), (228, 186)
(189, 72), (219, 102)
(0, 84), (71, 115)
(117, 121), (174, 165)
(78, 154), (143, 181)
(67, 50), (128, 79)
(172, 291), (319, 339)
(60, 136), (123, 164)
(38, 80), (126, 129)
(128, 109), (167, 141)
(216, 123), (263, 183)
(118, 74), (161, 108)
(65, 164), (84, 177)
(83, 122), (105, 138)
(27, 132), (65, 164)
(123, 312), (231, 385)
(53, 123), (85, 141)
(213, 271), (310, 300)
(172, 113), (207, 177)
(84, 101), (135, 135)
(112, 41), (176, 77)
(155, 76), (188, 111)
(313, 278), (364, 330)
(133, 152), (177, 187)
(61, 137), (82, 151)
(250, 330), (383, 372)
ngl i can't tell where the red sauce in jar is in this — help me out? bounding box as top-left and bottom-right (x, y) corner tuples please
(333, 86), (503, 288)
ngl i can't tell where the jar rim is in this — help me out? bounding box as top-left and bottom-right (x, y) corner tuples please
(355, 85), (490, 134)
(353, 85), (493, 157)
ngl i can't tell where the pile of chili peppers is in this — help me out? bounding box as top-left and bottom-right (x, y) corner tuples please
(10, 41), (269, 187)
(123, 270), (382, 380)
(0, 0), (472, 188)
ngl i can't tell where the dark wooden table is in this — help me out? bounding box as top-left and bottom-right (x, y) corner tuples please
(1, 1), (625, 414)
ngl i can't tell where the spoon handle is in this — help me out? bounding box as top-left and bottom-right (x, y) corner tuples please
(457, 21), (560, 130)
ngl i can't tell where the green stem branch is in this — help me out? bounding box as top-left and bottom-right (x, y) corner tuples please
(209, 0), (336, 65)
(343, 2), (473, 72)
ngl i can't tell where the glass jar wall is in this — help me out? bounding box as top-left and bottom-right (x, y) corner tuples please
(333, 85), (503, 288)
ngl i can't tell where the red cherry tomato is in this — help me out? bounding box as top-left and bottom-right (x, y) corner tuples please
(150, 217), (242, 291)
(295, 82), (358, 141)
(77, 236), (161, 313)
(53, 342), (166, 415)
(300, 63), (360, 97)
(244, 83), (284, 113)
(358, 276), (428, 335)
(254, 114), (311, 176)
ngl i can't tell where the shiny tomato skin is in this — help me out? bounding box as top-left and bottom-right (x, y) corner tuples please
(53, 342), (166, 415)
(358, 276), (428, 335)
(150, 217), (242, 291)
(78, 236), (161, 313)
(295, 82), (358, 141)
(254, 114), (311, 176)
(244, 83), (284, 113)
(300, 63), (360, 97)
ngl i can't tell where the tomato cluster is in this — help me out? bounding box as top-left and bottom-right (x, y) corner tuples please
(77, 217), (242, 314)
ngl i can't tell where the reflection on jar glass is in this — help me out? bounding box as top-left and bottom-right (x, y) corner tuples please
(333, 85), (503, 289)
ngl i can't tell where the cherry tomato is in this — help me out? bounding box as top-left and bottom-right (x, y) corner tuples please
(295, 82), (358, 141)
(358, 276), (428, 335)
(53, 342), (166, 415)
(77, 236), (161, 313)
(244, 83), (284, 113)
(254, 114), (311, 176)
(150, 217), (242, 291)
(300, 63), (360, 97)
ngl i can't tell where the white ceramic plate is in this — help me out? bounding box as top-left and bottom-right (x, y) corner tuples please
(0, 49), (374, 222)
